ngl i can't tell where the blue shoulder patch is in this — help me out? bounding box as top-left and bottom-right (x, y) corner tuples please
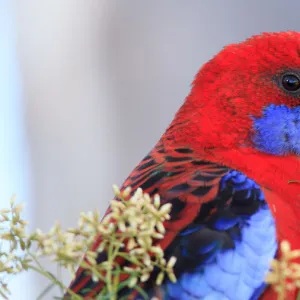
(252, 104), (300, 155)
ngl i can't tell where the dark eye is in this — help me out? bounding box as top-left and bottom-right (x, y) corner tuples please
(282, 74), (300, 92)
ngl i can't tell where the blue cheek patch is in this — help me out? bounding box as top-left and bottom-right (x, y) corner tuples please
(252, 104), (300, 155)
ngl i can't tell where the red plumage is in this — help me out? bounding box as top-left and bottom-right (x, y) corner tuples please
(69, 31), (300, 299)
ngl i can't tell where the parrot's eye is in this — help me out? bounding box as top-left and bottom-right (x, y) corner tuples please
(281, 74), (300, 92)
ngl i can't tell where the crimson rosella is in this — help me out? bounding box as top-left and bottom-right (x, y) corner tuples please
(69, 31), (300, 299)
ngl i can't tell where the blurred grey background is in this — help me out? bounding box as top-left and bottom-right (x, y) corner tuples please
(2, 0), (300, 298)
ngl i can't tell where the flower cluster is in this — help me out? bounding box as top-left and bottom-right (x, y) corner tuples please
(0, 196), (30, 298)
(94, 186), (177, 292)
(0, 187), (177, 299)
(265, 240), (300, 300)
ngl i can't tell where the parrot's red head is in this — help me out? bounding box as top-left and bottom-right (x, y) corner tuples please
(170, 31), (300, 156)
(165, 31), (300, 249)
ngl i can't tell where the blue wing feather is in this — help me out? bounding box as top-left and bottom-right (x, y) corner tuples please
(165, 170), (277, 300)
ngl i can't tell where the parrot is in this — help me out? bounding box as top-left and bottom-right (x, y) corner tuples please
(68, 31), (300, 300)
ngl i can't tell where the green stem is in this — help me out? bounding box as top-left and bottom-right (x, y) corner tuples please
(79, 261), (106, 282)
(28, 264), (82, 300)
(27, 253), (82, 300)
(106, 241), (115, 300)
(117, 252), (143, 266)
(112, 266), (120, 294)
(27, 252), (43, 270)
(104, 236), (126, 299)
